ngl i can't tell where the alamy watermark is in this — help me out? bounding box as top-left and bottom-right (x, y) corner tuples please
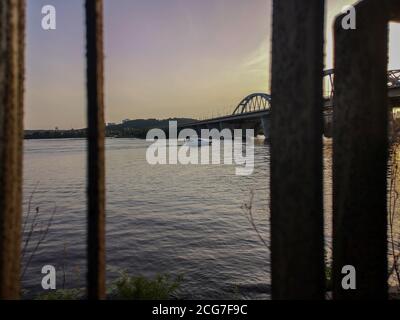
(146, 121), (255, 176)
(341, 5), (356, 30)
(341, 265), (356, 290)
(41, 265), (56, 290)
(40, 4), (355, 32)
(41, 5), (56, 30)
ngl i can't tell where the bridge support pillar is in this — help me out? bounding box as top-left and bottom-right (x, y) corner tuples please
(261, 116), (270, 139)
(219, 122), (236, 138)
(240, 122), (258, 138)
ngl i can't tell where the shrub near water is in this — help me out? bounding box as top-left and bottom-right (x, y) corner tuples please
(34, 273), (183, 300)
(110, 273), (183, 300)
(36, 289), (84, 300)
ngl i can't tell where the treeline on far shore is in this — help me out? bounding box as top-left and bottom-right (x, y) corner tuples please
(24, 118), (196, 140)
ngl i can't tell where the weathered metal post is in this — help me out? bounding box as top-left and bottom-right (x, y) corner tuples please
(85, 0), (106, 300)
(270, 0), (325, 299)
(332, 0), (390, 299)
(0, 0), (25, 299)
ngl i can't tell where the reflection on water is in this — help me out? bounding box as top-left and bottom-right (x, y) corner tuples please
(21, 138), (400, 298)
(23, 138), (270, 299)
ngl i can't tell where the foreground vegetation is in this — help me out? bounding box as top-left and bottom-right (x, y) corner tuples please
(34, 273), (183, 300)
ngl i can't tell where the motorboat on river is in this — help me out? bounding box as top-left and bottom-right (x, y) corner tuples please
(184, 137), (212, 147)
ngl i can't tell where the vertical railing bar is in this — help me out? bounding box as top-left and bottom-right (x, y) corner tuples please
(0, 0), (25, 299)
(17, 0), (25, 292)
(270, 0), (325, 299)
(85, 0), (106, 300)
(332, 0), (389, 299)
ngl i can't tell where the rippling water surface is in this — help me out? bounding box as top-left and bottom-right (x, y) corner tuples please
(22, 138), (271, 299)
(21, 138), (400, 299)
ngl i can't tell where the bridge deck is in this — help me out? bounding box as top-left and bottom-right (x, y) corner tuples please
(181, 85), (400, 129)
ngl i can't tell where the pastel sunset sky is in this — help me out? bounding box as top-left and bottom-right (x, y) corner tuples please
(26, 0), (400, 129)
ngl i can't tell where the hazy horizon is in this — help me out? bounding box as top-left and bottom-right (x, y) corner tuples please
(26, 0), (400, 130)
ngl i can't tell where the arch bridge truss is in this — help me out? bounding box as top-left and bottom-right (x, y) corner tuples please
(232, 93), (271, 115)
(231, 69), (400, 116)
(323, 69), (400, 100)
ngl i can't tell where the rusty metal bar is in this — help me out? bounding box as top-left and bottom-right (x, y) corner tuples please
(332, 0), (389, 299)
(270, 0), (325, 299)
(0, 0), (25, 299)
(85, 0), (106, 300)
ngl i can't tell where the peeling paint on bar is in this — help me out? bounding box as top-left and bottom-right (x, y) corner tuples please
(0, 0), (25, 300)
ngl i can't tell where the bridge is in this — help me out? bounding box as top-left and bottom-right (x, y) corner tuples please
(180, 69), (400, 138)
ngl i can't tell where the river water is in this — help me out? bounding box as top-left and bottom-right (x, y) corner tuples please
(21, 138), (400, 299)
